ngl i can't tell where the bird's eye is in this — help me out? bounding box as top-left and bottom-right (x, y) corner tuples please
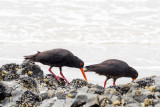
(80, 63), (83, 66)
(135, 74), (138, 77)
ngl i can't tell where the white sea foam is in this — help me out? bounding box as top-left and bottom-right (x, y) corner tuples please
(0, 0), (160, 44)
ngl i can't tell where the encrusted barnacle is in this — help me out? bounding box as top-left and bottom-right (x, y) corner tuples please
(19, 60), (43, 78)
(145, 86), (156, 92)
(135, 77), (155, 88)
(18, 77), (39, 92)
(1, 63), (19, 72)
(43, 74), (65, 89)
(16, 90), (41, 107)
(99, 97), (112, 107)
(70, 79), (88, 88)
(108, 83), (131, 95)
(3, 70), (20, 81)
(0, 68), (6, 81)
(112, 100), (121, 106)
(142, 98), (153, 107)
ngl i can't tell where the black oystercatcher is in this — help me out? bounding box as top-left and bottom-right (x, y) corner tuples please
(24, 49), (88, 84)
(85, 59), (138, 88)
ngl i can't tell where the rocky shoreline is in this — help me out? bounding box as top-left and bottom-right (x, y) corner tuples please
(0, 61), (160, 107)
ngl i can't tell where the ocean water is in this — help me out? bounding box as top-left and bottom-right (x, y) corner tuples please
(0, 0), (160, 87)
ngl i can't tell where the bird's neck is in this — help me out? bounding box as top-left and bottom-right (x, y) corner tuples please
(67, 56), (79, 68)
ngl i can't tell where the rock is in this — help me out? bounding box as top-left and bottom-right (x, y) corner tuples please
(18, 60), (43, 78)
(127, 102), (141, 107)
(155, 85), (160, 92)
(71, 95), (87, 107)
(109, 84), (131, 95)
(135, 76), (155, 88)
(40, 97), (57, 107)
(67, 90), (77, 98)
(0, 68), (4, 81)
(83, 94), (99, 107)
(0, 82), (12, 103)
(16, 90), (41, 107)
(132, 89), (150, 103)
(43, 74), (65, 88)
(154, 103), (160, 107)
(1, 63), (19, 72)
(18, 76), (39, 92)
(70, 79), (88, 89)
(141, 98), (153, 107)
(3, 70), (20, 81)
(1, 61), (160, 107)
(99, 96), (112, 107)
(87, 84), (104, 95)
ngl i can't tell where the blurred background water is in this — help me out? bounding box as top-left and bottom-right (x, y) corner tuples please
(0, 0), (160, 87)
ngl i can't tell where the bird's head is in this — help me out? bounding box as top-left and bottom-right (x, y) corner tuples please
(73, 56), (84, 68)
(129, 67), (138, 82)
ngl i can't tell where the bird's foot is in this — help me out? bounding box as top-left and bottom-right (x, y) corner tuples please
(65, 80), (69, 84)
(56, 76), (64, 83)
(59, 76), (69, 84)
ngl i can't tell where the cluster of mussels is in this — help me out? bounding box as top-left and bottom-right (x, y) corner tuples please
(18, 60), (43, 78)
(0, 63), (19, 81)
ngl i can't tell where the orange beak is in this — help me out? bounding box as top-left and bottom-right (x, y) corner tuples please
(132, 78), (136, 82)
(80, 68), (88, 82)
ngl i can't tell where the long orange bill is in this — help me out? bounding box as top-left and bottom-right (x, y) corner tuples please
(132, 78), (136, 82)
(80, 68), (88, 82)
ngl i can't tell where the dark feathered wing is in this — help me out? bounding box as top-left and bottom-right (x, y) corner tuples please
(24, 49), (74, 66)
(85, 62), (129, 77)
(85, 64), (107, 75)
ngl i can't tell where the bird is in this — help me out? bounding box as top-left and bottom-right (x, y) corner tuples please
(85, 59), (138, 88)
(24, 48), (88, 84)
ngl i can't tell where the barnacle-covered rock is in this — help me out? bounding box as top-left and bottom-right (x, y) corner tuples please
(19, 60), (43, 78)
(3, 70), (20, 81)
(1, 63), (19, 72)
(99, 96), (112, 107)
(142, 98), (153, 107)
(0, 82), (12, 103)
(1, 61), (160, 107)
(0, 68), (5, 81)
(145, 85), (156, 92)
(16, 90), (41, 107)
(18, 77), (38, 92)
(87, 84), (104, 95)
(108, 83), (131, 95)
(1, 64), (19, 81)
(43, 74), (65, 89)
(70, 79), (88, 88)
(135, 77), (155, 88)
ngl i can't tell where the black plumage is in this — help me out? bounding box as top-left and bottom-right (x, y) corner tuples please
(85, 59), (138, 88)
(24, 49), (88, 84)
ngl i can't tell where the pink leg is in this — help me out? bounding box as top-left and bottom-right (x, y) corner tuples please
(113, 79), (116, 86)
(60, 67), (69, 84)
(104, 78), (108, 88)
(49, 67), (63, 83)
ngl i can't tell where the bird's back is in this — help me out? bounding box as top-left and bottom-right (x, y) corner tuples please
(85, 59), (130, 77)
(24, 49), (74, 66)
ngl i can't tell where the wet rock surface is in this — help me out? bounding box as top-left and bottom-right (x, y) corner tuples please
(0, 61), (160, 107)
